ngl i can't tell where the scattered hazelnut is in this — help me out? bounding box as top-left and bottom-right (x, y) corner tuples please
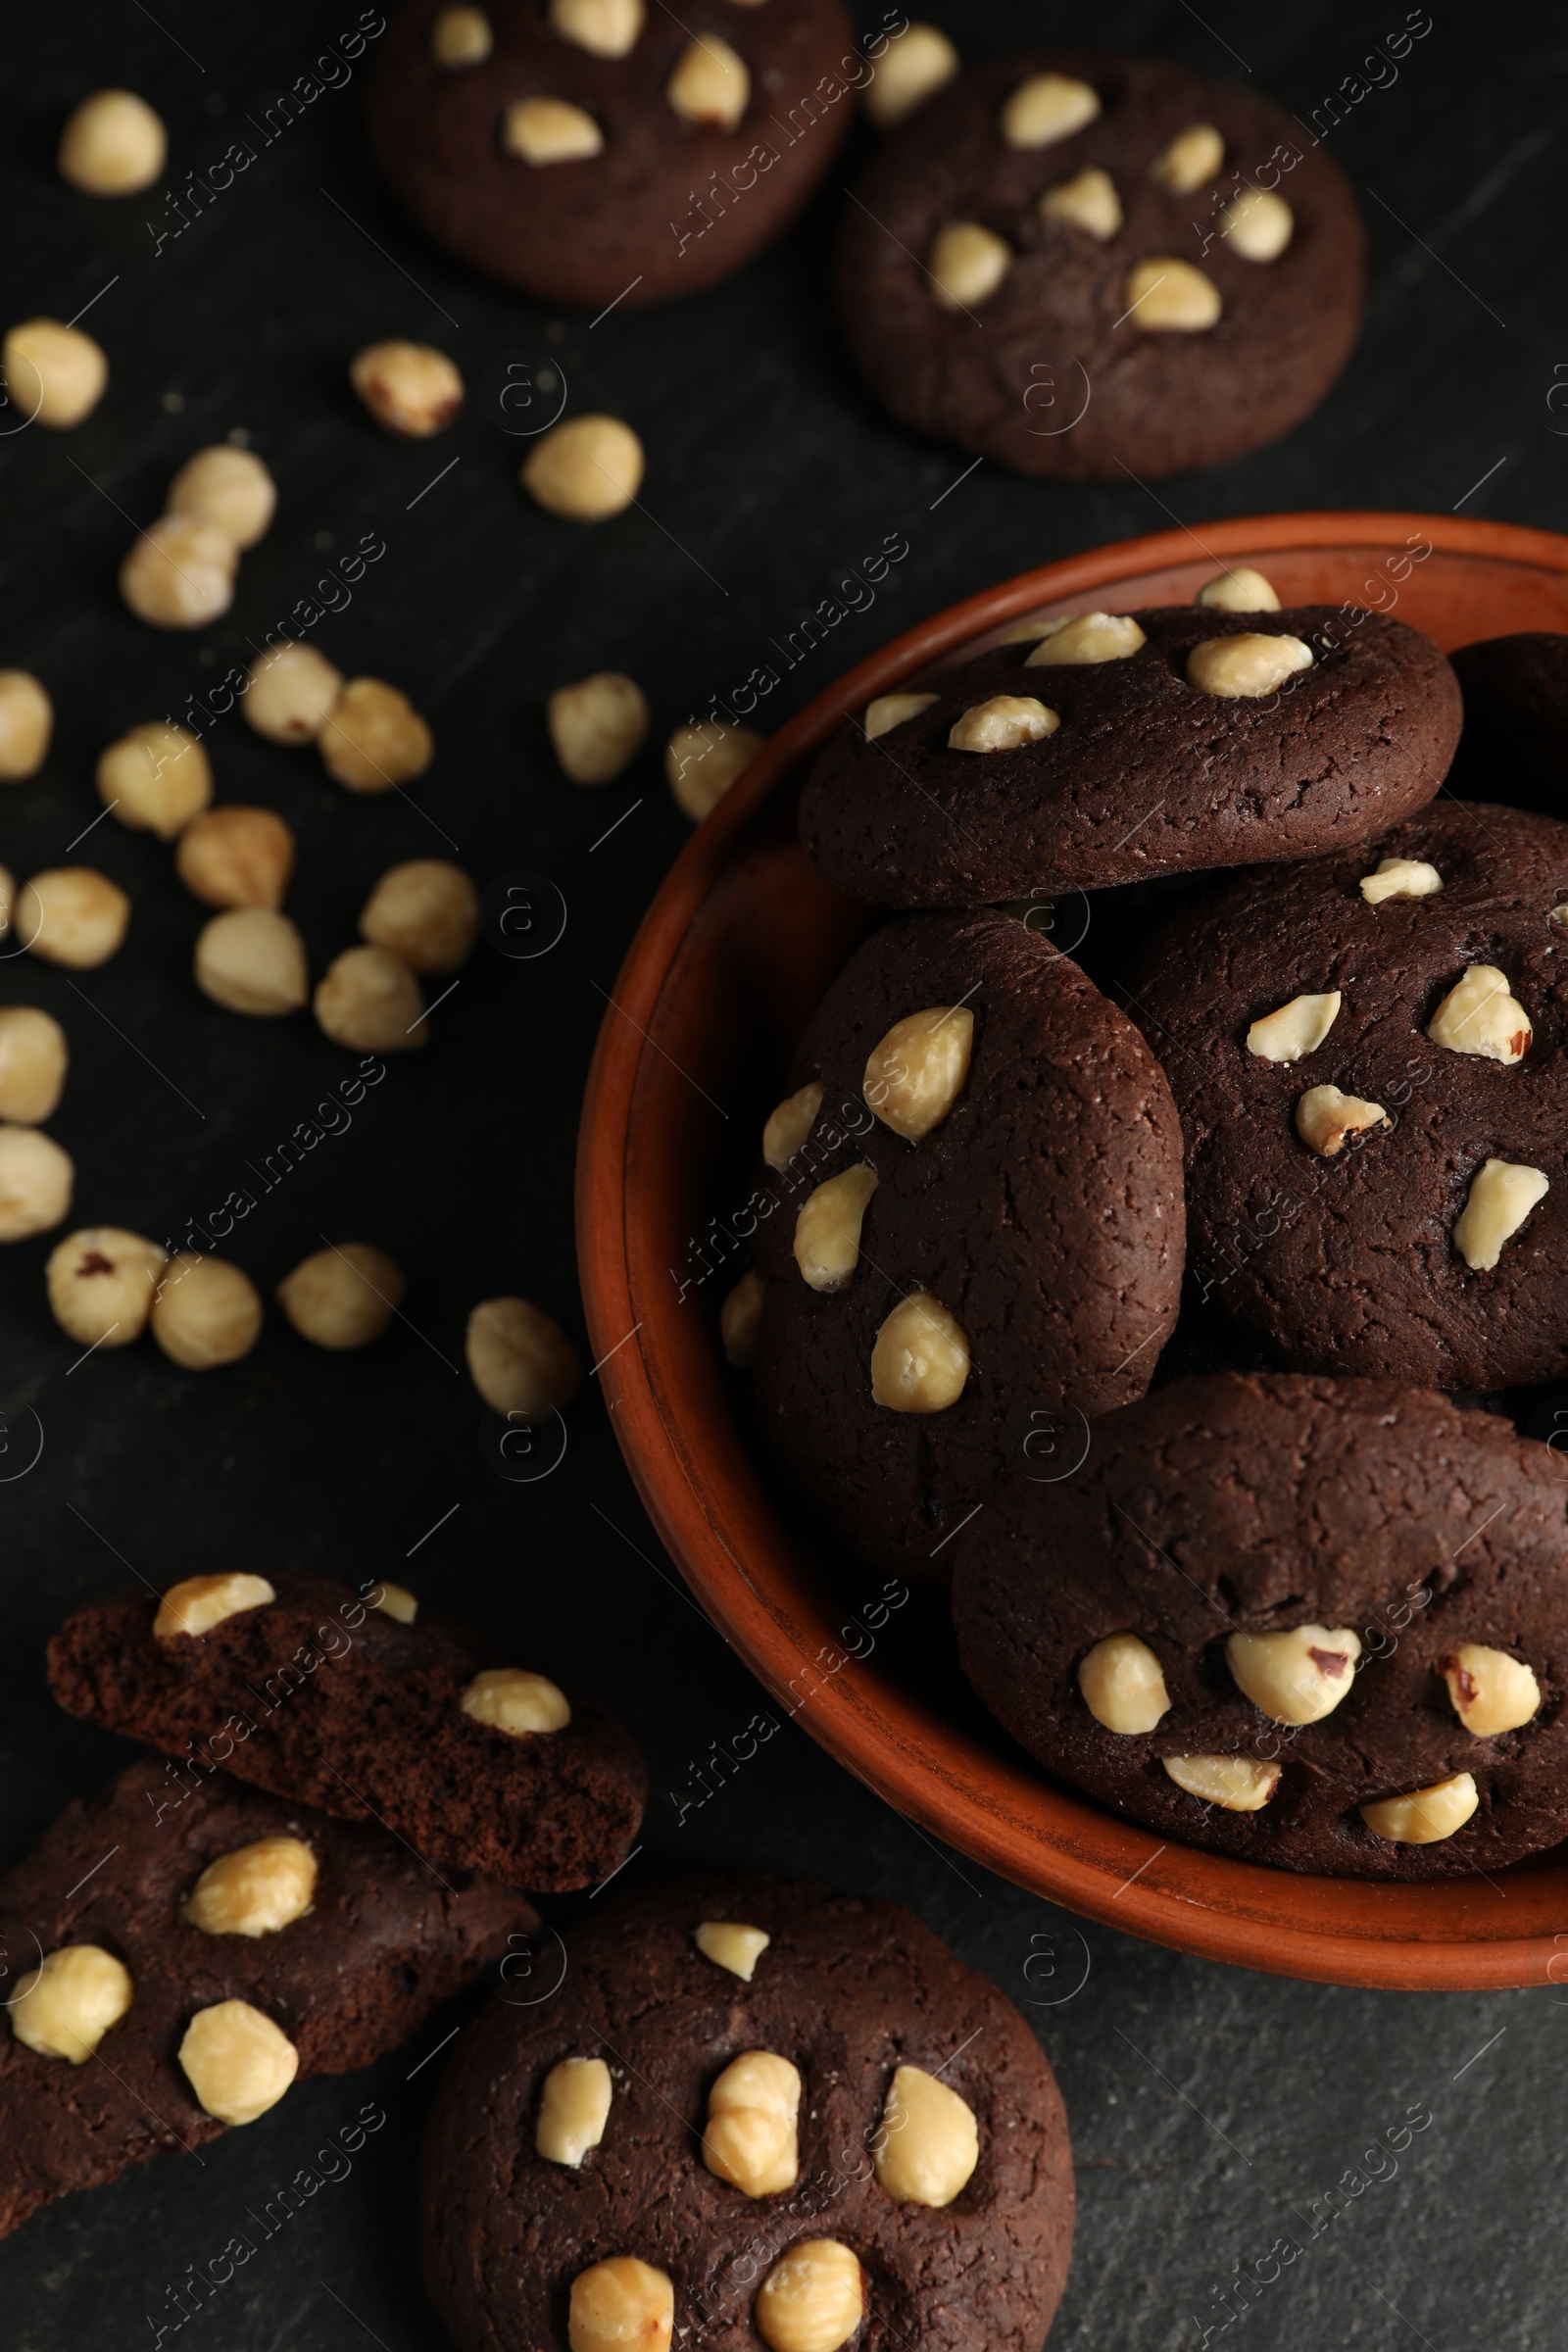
(4, 318), (108, 429)
(0, 670), (53, 777)
(467, 1296), (583, 1415)
(0, 1124), (73, 1240)
(1077, 1632), (1170, 1735)
(1440, 1643), (1541, 1738)
(17, 866), (129, 967)
(97, 720), (212, 839)
(0, 1007), (67, 1123)
(166, 446), (276, 548)
(695, 1920), (769, 1979)
(705, 2049), (801, 2198)
(178, 1999), (299, 2125)
(568, 2259), (673, 2352)
(351, 340), (465, 438)
(794, 1164), (878, 1293)
(1427, 963), (1531, 1063)
(863, 692), (938, 741)
(58, 89), (166, 194)
(318, 677), (433, 792)
(720, 1268), (764, 1368)
(1226, 1625), (1361, 1725)
(755, 2240), (864, 2352)
(1296, 1084), (1388, 1157)
(275, 1243), (405, 1349)
(999, 71), (1100, 150)
(538, 2055), (614, 2166)
(665, 720), (763, 820)
(1359, 1772), (1479, 1845)
(45, 1226), (165, 1348)
(176, 807), (297, 909)
(151, 1253), (265, 1370)
(1196, 566), (1281, 612)
(864, 1006), (973, 1139)
(1221, 186), (1294, 261)
(948, 695), (1057, 753)
(431, 5), (493, 65)
(370, 1581), (418, 1622)
(1124, 257), (1222, 332)
(864, 22), (959, 128)
(502, 96), (606, 164)
(1453, 1158), (1549, 1271)
(549, 671), (650, 783)
(1245, 990), (1340, 1063)
(551, 0), (645, 58)
(1187, 631), (1312, 697)
(666, 35), (750, 128)
(1149, 122), (1224, 192)
(154, 1572), (276, 1642)
(11, 1944), (133, 2063)
(1040, 164), (1122, 238)
(183, 1838), (318, 1937)
(1162, 1754), (1281, 1811)
(461, 1666), (572, 1737)
(1360, 856), (1443, 905)
(315, 946), (428, 1051)
(927, 220), (1012, 311)
(523, 415), (644, 520)
(874, 2064), (978, 2207)
(870, 1291), (969, 1412)
(360, 859), (479, 974)
(762, 1082), (823, 1170)
(245, 642), (345, 745)
(1026, 612), (1147, 666)
(121, 514), (237, 628)
(195, 907), (309, 1018)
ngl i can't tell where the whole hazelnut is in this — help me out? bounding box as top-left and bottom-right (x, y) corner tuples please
(0, 671), (53, 778)
(0, 1124), (73, 1240)
(194, 908), (310, 1017)
(4, 318), (108, 430)
(17, 867), (130, 967)
(121, 514), (238, 629)
(275, 1243), (405, 1349)
(175, 807), (296, 909)
(45, 1226), (166, 1348)
(151, 1252), (265, 1370)
(178, 1999), (298, 2126)
(12, 1944), (134, 2063)
(245, 642), (345, 745)
(96, 720), (212, 839)
(359, 859), (479, 974)
(548, 671), (650, 785)
(318, 678), (433, 792)
(466, 1296), (582, 1416)
(664, 721), (763, 821)
(350, 340), (465, 437)
(58, 89), (167, 194)
(0, 1006), (68, 1123)
(315, 947), (428, 1052)
(522, 416), (644, 521)
(166, 445), (276, 549)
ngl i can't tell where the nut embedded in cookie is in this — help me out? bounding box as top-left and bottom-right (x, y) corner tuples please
(1359, 1773), (1479, 1845)
(1246, 989), (1341, 1062)
(1439, 1644), (1541, 1737)
(1226, 1625), (1362, 1726)
(1452, 1157), (1548, 1271)
(1162, 1754), (1281, 1811)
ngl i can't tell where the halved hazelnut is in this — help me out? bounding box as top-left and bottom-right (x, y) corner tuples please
(1162, 1754), (1281, 1810)
(1246, 990), (1341, 1062)
(1440, 1643), (1541, 1737)
(1426, 964), (1531, 1063)
(1077, 1632), (1170, 1734)
(1226, 1625), (1361, 1725)
(1359, 1773), (1479, 1844)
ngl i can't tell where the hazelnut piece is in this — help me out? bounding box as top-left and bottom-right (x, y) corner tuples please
(17, 866), (129, 967)
(0, 1006), (67, 1123)
(503, 96), (605, 165)
(431, 6), (493, 65)
(523, 415), (644, 520)
(371, 1581), (418, 1623)
(461, 1667), (572, 1737)
(1221, 186), (1294, 261)
(1124, 257), (1222, 332)
(1360, 856), (1443, 904)
(551, 0), (645, 59)
(948, 695), (1057, 752)
(720, 1269), (764, 1368)
(12, 1944), (133, 2062)
(275, 1243), (405, 1349)
(154, 1572), (276, 1642)
(1000, 72), (1100, 149)
(863, 692), (938, 741)
(927, 221), (1012, 311)
(1162, 1754), (1281, 1811)
(762, 1081), (823, 1169)
(666, 36), (750, 129)
(695, 1920), (769, 1979)
(1453, 1157), (1548, 1270)
(1226, 1625), (1361, 1725)
(1426, 963), (1531, 1062)
(873, 2064), (978, 2207)
(864, 23), (958, 129)
(568, 2259), (673, 2352)
(0, 1124), (73, 1239)
(3, 318), (108, 429)
(245, 642), (345, 746)
(1246, 990), (1341, 1062)
(704, 2048), (802, 2197)
(1359, 1772), (1479, 1845)
(665, 720), (763, 820)
(1149, 122), (1224, 192)
(120, 514), (237, 629)
(870, 1291), (969, 1412)
(350, 341), (465, 438)
(538, 2055), (614, 2166)
(1025, 612), (1147, 665)
(1077, 1632), (1170, 1735)
(794, 1164), (878, 1293)
(318, 677), (433, 792)
(183, 1838), (318, 1936)
(466, 1296), (583, 1414)
(0, 670), (53, 777)
(1440, 1643), (1541, 1738)
(176, 808), (296, 910)
(864, 1006), (973, 1139)
(45, 1226), (164, 1348)
(178, 1999), (299, 2125)
(549, 671), (650, 783)
(151, 1253), (265, 1370)
(1187, 632), (1313, 697)
(97, 720), (212, 839)
(1295, 1085), (1388, 1157)
(58, 89), (166, 194)
(360, 859), (479, 974)
(166, 446), (276, 548)
(755, 2240), (864, 2352)
(195, 907), (309, 1017)
(1196, 567), (1280, 613)
(1040, 165), (1122, 239)
(315, 947), (428, 1052)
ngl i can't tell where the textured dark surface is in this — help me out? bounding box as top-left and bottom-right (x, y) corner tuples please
(422, 1868), (1073, 2352)
(1448, 631), (1568, 808)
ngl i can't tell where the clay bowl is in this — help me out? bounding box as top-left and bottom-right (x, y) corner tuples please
(578, 511), (1568, 1990)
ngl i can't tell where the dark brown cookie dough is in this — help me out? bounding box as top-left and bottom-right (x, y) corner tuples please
(800, 603), (1459, 907)
(954, 1373), (1568, 1879)
(47, 1572), (645, 1891)
(745, 910), (1184, 1583)
(835, 51), (1365, 478)
(368, 0), (857, 310)
(0, 1757), (533, 2238)
(1126, 800), (1568, 1389)
(421, 1869), (1073, 2352)
(1449, 632), (1568, 809)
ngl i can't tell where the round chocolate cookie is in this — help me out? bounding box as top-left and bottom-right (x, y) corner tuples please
(421, 1869), (1074, 2352)
(743, 909), (1184, 1583)
(954, 1373), (1568, 1879)
(1448, 632), (1568, 809)
(1127, 800), (1568, 1390)
(368, 0), (856, 310)
(835, 52), (1365, 478)
(800, 601), (1459, 906)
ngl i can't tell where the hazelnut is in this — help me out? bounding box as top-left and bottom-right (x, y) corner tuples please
(705, 2048), (801, 2197)
(1124, 257), (1222, 332)
(0, 1007), (66, 1123)
(762, 1081), (823, 1170)
(864, 22), (959, 128)
(1187, 632), (1313, 697)
(0, 865), (13, 934)
(178, 1999), (299, 2125)
(1440, 1643), (1541, 1738)
(315, 947), (428, 1052)
(0, 670), (53, 777)
(1359, 1772), (1479, 1845)
(97, 720), (212, 839)
(0, 1124), (73, 1239)
(121, 514), (237, 629)
(195, 907), (309, 1018)
(1226, 1624), (1361, 1725)
(58, 89), (166, 194)
(46, 1226), (165, 1348)
(794, 1164), (878, 1294)
(176, 807), (296, 910)
(551, 0), (645, 58)
(1246, 990), (1341, 1063)
(1026, 612), (1147, 666)
(431, 5), (493, 65)
(1162, 1754), (1281, 1811)
(166, 446), (276, 548)
(503, 96), (605, 165)
(350, 340), (465, 438)
(568, 2259), (673, 2352)
(17, 866), (129, 968)
(666, 36), (749, 129)
(1221, 186), (1294, 262)
(864, 1006), (973, 1139)
(999, 71), (1100, 150)
(318, 677), (433, 792)
(12, 1944), (133, 2063)
(523, 414), (644, 520)
(461, 1666), (572, 1738)
(755, 2240), (864, 2352)
(1077, 1632), (1171, 1735)
(467, 1296), (583, 1415)
(695, 1920), (769, 1979)
(1296, 1084), (1388, 1157)
(151, 1253), (265, 1370)
(1196, 566), (1281, 612)
(4, 318), (107, 431)
(360, 859), (479, 974)
(370, 1581), (418, 1623)
(154, 1571), (276, 1642)
(1040, 165), (1122, 239)
(927, 221), (1012, 311)
(863, 692), (938, 741)
(1427, 963), (1531, 1063)
(874, 2064), (978, 2207)
(183, 1838), (318, 1937)
(870, 1291), (969, 1412)
(949, 695), (1058, 753)
(1360, 856), (1443, 905)
(276, 1243), (405, 1349)
(720, 1269), (764, 1368)
(549, 671), (650, 783)
(1453, 1157), (1548, 1271)
(665, 720), (763, 820)
(1149, 122), (1224, 192)
(537, 2055), (614, 2166)
(245, 642), (345, 745)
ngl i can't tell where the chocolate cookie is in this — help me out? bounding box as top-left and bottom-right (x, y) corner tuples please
(421, 1869), (1073, 2352)
(47, 1572), (645, 1890)
(1127, 800), (1568, 1389)
(0, 1756), (532, 2238)
(835, 51), (1365, 478)
(1448, 632), (1568, 809)
(954, 1373), (1568, 1878)
(800, 599), (1459, 906)
(743, 909), (1184, 1582)
(368, 0), (856, 311)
